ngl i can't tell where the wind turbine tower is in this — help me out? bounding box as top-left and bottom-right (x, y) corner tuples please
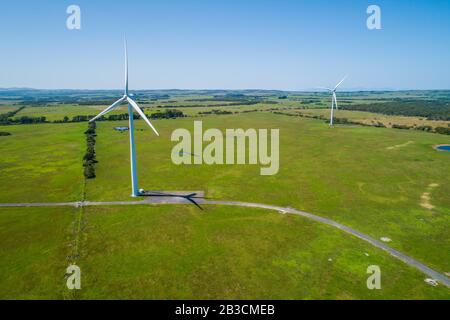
(318, 76), (347, 126)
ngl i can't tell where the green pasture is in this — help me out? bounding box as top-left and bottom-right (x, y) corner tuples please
(0, 205), (448, 299)
(0, 122), (85, 202)
(0, 110), (449, 299)
(87, 113), (450, 275)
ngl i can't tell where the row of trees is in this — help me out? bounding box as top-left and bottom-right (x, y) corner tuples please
(342, 100), (450, 121)
(149, 109), (186, 119)
(83, 122), (97, 179)
(67, 114), (140, 123)
(199, 109), (233, 115)
(391, 124), (450, 134)
(1, 106), (47, 124)
(69, 110), (186, 122)
(0, 106), (26, 124)
(1, 109), (186, 125)
(9, 116), (47, 124)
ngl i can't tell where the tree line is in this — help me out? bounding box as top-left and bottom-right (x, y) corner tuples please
(0, 109), (186, 125)
(0, 106), (27, 124)
(83, 122), (97, 179)
(341, 100), (450, 121)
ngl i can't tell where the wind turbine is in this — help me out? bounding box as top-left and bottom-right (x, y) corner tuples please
(318, 76), (347, 126)
(90, 39), (159, 197)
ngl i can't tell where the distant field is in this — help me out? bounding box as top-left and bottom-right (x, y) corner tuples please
(291, 108), (450, 129)
(10, 99), (295, 120)
(0, 106), (20, 114)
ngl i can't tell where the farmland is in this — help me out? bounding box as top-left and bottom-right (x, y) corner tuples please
(0, 90), (449, 299)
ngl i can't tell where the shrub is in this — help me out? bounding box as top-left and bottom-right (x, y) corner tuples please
(392, 124), (411, 130)
(435, 127), (450, 135)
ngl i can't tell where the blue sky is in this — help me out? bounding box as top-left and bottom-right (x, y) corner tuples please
(0, 0), (449, 90)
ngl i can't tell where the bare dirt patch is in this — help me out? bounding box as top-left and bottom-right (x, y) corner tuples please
(420, 183), (440, 210)
(386, 141), (414, 150)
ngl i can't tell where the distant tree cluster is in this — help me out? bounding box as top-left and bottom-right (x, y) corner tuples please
(415, 125), (433, 132)
(67, 110), (185, 122)
(149, 109), (185, 119)
(83, 122), (97, 179)
(72, 115), (95, 122)
(1, 106), (48, 124)
(342, 100), (450, 121)
(11, 116), (47, 124)
(68, 113), (141, 123)
(392, 124), (410, 130)
(198, 109), (233, 116)
(435, 127), (450, 135)
(389, 124), (450, 135)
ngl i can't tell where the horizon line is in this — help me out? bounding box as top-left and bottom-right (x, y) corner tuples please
(1, 87), (450, 93)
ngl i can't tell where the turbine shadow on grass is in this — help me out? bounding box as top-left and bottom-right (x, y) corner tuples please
(140, 191), (205, 210)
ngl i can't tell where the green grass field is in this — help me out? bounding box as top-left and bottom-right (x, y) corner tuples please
(0, 122), (85, 202)
(1, 205), (448, 299)
(291, 108), (450, 129)
(0, 106), (449, 299)
(0, 106), (20, 115)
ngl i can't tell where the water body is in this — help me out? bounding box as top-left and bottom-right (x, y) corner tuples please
(436, 145), (450, 152)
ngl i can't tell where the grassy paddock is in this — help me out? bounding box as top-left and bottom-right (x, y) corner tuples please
(0, 111), (449, 299)
(0, 205), (447, 299)
(0, 207), (76, 299)
(293, 108), (450, 129)
(87, 113), (450, 274)
(0, 122), (85, 202)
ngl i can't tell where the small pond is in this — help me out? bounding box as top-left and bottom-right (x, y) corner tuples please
(435, 145), (450, 152)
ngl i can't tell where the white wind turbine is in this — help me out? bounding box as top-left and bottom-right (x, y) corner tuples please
(318, 76), (347, 126)
(90, 39), (159, 197)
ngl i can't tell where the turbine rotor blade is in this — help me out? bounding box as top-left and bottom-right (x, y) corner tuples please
(124, 38), (128, 95)
(127, 97), (159, 136)
(334, 76), (347, 91)
(89, 96), (126, 122)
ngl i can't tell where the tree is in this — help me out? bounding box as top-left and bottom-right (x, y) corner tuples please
(84, 165), (96, 179)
